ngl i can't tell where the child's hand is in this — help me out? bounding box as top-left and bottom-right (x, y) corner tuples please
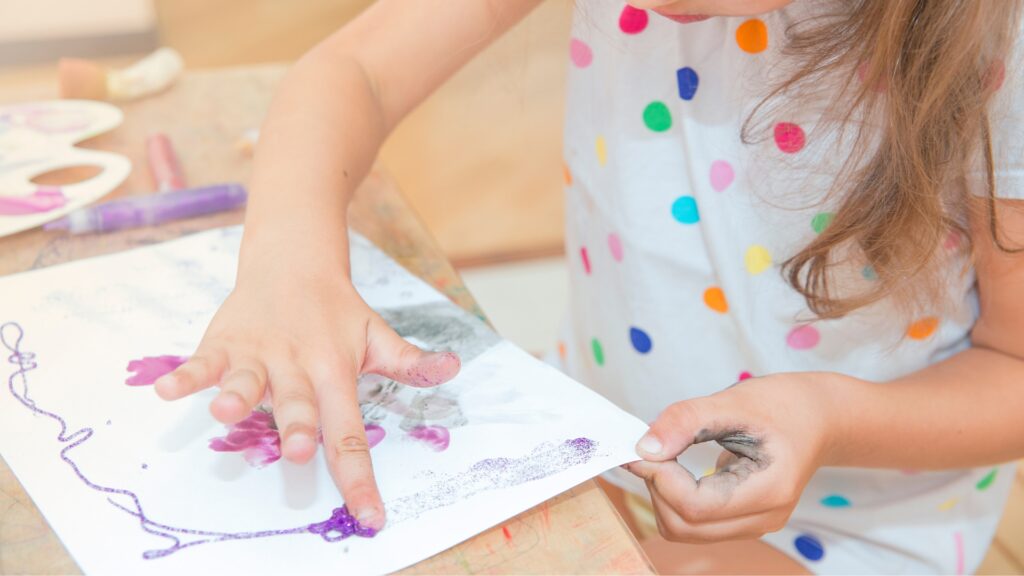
(624, 372), (854, 543)
(151, 264), (461, 530)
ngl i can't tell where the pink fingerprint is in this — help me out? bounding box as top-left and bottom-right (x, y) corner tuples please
(365, 424), (386, 449)
(786, 325), (820, 350)
(125, 355), (188, 386)
(709, 160), (734, 192)
(569, 38), (593, 68)
(408, 426), (450, 452)
(774, 122), (806, 154)
(608, 233), (624, 262)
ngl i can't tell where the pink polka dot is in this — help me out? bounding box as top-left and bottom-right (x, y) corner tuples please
(569, 38), (593, 68)
(580, 247), (592, 274)
(738, 371), (753, 381)
(989, 59), (1006, 92)
(774, 122), (806, 154)
(619, 5), (648, 34)
(786, 325), (820, 350)
(608, 233), (624, 261)
(710, 160), (734, 192)
(944, 230), (961, 251)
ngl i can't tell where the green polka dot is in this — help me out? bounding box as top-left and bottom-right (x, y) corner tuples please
(976, 468), (998, 490)
(820, 494), (851, 507)
(643, 101), (672, 132)
(591, 338), (605, 366)
(811, 212), (834, 234)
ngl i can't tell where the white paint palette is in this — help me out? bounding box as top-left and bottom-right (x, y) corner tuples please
(0, 100), (131, 238)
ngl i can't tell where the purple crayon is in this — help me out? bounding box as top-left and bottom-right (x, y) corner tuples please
(45, 182), (247, 235)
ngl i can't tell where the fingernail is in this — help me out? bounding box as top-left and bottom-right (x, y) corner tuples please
(283, 429), (316, 457)
(355, 507), (384, 530)
(636, 435), (663, 457)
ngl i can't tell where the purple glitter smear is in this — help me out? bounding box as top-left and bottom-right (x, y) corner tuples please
(307, 505), (378, 541)
(124, 355), (188, 386)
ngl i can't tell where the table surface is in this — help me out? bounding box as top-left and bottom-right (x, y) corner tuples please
(0, 65), (653, 574)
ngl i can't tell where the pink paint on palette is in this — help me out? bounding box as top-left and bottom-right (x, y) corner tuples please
(125, 355), (188, 386)
(0, 187), (67, 215)
(408, 425), (450, 452)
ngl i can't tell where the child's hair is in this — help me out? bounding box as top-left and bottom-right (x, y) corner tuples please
(747, 0), (1024, 319)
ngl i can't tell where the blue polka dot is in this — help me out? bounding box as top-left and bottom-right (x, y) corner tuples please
(794, 534), (825, 561)
(862, 265), (877, 280)
(820, 494), (850, 507)
(671, 196), (700, 224)
(677, 67), (699, 101)
(629, 327), (652, 354)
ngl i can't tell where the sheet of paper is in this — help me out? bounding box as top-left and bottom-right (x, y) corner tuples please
(0, 226), (647, 575)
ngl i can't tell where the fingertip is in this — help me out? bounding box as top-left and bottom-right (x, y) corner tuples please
(636, 434), (664, 458)
(282, 428), (317, 463)
(153, 374), (179, 400)
(354, 505), (386, 531)
(406, 351), (461, 388)
(209, 391), (250, 423)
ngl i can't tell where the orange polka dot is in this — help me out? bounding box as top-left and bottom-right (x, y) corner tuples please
(563, 163), (573, 186)
(907, 317), (940, 340)
(703, 287), (729, 313)
(558, 340), (567, 360)
(736, 19), (768, 54)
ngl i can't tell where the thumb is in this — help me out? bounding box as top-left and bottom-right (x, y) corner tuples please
(636, 398), (713, 462)
(362, 316), (461, 388)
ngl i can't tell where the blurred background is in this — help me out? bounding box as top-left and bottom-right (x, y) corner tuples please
(0, 0), (572, 355)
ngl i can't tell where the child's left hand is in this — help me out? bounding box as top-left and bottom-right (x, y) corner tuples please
(624, 372), (856, 543)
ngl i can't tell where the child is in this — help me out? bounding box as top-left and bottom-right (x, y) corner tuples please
(153, 0), (1024, 573)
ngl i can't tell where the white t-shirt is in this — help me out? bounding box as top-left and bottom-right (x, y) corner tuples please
(559, 1), (1020, 572)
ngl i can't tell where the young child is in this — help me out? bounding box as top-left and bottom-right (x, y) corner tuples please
(153, 0), (1024, 573)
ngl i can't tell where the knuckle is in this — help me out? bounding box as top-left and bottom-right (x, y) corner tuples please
(273, 388), (316, 409)
(678, 502), (708, 524)
(329, 435), (370, 460)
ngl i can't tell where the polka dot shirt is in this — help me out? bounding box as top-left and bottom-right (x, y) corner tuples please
(556, 1), (1022, 573)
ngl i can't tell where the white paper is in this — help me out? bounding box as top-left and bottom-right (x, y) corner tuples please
(0, 226), (647, 575)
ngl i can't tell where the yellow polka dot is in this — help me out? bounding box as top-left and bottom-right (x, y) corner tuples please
(907, 317), (939, 340)
(595, 136), (607, 166)
(745, 245), (772, 275)
(703, 287), (729, 313)
(736, 19), (768, 54)
(563, 163), (573, 186)
(938, 498), (959, 511)
(702, 466), (717, 478)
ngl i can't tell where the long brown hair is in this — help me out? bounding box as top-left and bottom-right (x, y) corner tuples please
(748, 0), (1023, 319)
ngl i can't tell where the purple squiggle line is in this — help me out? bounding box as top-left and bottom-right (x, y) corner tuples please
(1, 321), (370, 560)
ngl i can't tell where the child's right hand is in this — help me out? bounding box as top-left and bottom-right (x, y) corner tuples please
(152, 260), (461, 530)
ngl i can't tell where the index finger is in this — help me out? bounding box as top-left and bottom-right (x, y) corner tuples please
(317, 372), (385, 531)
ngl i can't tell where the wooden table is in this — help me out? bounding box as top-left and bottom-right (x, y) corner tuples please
(0, 65), (652, 574)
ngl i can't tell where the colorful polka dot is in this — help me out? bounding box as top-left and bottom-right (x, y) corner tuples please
(563, 162), (573, 186)
(701, 466), (716, 477)
(569, 38), (593, 68)
(989, 59), (1006, 92)
(709, 160), (734, 192)
(794, 534), (825, 561)
(744, 245), (771, 274)
(676, 67), (699, 101)
(738, 371), (753, 381)
(557, 341), (567, 361)
(774, 122), (806, 153)
(939, 498), (959, 511)
(976, 468), (998, 491)
(608, 233), (624, 261)
(944, 231), (961, 251)
(811, 212), (834, 234)
(906, 317), (939, 340)
(786, 325), (820, 350)
(591, 338), (605, 366)
(580, 247), (592, 275)
(861, 265), (877, 280)
(736, 19), (768, 54)
(703, 286), (728, 313)
(820, 494), (851, 508)
(595, 136), (607, 166)
(643, 101), (672, 132)
(630, 327), (653, 354)
(671, 196), (700, 224)
(619, 5), (649, 34)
